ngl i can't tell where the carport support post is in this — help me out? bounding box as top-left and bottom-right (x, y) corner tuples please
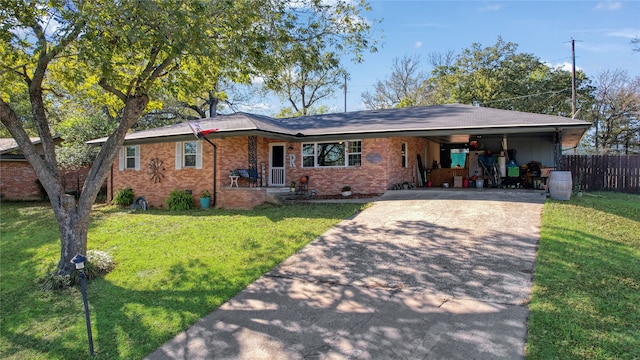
(553, 130), (562, 169)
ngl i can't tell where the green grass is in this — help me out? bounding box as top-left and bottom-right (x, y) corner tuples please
(0, 202), (366, 359)
(3, 192), (639, 359)
(526, 192), (640, 360)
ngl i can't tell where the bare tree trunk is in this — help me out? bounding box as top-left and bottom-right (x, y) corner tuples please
(54, 195), (90, 275)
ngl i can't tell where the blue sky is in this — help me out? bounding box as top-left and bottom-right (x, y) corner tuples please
(290, 0), (640, 114)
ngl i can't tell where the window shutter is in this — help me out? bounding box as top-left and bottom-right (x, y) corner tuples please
(119, 147), (124, 171)
(134, 145), (141, 171)
(195, 141), (203, 169)
(175, 142), (182, 169)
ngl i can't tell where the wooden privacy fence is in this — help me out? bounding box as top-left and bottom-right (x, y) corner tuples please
(561, 155), (640, 193)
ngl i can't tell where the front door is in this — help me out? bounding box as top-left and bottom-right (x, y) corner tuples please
(269, 144), (286, 186)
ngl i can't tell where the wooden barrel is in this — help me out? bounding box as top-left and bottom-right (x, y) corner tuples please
(549, 171), (572, 200)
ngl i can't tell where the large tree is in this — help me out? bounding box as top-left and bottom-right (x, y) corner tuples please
(428, 37), (593, 116)
(264, 1), (377, 117)
(586, 69), (640, 153)
(0, 0), (374, 277)
(268, 53), (348, 117)
(362, 55), (431, 109)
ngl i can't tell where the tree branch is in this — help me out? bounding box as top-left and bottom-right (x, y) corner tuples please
(99, 78), (127, 102)
(146, 55), (176, 88)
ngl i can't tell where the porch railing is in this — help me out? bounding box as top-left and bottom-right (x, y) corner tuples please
(270, 168), (285, 186)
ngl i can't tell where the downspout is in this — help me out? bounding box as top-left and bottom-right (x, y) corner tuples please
(110, 164), (113, 202)
(200, 136), (217, 207)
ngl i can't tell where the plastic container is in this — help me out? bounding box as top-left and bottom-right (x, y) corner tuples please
(476, 179), (484, 188)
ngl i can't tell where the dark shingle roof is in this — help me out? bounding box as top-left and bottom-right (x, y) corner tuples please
(88, 104), (591, 147)
(0, 137), (43, 154)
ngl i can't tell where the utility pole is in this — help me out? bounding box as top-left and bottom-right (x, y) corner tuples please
(565, 38), (582, 118)
(571, 38), (577, 118)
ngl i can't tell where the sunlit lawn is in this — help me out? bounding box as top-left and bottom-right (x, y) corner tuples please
(3, 191), (639, 360)
(0, 202), (366, 359)
(526, 192), (640, 359)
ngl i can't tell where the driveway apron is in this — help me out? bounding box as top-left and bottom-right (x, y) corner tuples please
(146, 189), (546, 360)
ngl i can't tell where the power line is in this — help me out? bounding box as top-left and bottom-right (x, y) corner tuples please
(479, 88), (571, 105)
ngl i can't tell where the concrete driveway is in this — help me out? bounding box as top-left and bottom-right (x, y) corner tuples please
(146, 189), (546, 360)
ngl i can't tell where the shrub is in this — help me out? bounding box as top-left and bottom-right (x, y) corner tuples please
(165, 190), (194, 211)
(112, 187), (134, 206)
(83, 250), (116, 280)
(39, 250), (115, 290)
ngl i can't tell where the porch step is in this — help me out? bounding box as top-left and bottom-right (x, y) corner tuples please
(265, 188), (296, 205)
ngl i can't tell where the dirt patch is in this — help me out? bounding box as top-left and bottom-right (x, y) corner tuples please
(314, 193), (382, 200)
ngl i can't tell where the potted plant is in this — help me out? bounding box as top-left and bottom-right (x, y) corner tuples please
(199, 189), (211, 209)
(341, 185), (351, 197)
(290, 181), (296, 192)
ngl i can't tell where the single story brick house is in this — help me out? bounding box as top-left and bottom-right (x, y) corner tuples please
(0, 137), (91, 201)
(88, 104), (590, 209)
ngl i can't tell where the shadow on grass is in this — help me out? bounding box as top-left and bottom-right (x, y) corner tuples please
(2, 195), (542, 359)
(0, 259), (255, 360)
(0, 202), (366, 359)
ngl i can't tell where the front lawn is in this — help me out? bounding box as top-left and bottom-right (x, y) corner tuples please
(0, 202), (366, 359)
(526, 192), (640, 359)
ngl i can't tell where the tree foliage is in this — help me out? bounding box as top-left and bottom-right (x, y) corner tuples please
(585, 69), (640, 154)
(363, 37), (594, 117)
(267, 51), (348, 116)
(263, 1), (377, 116)
(0, 0), (375, 277)
(428, 37), (593, 116)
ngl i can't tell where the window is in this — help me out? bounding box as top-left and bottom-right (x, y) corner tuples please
(302, 140), (362, 167)
(302, 144), (315, 167)
(401, 142), (407, 168)
(183, 141), (197, 167)
(175, 141), (202, 169)
(348, 141), (362, 166)
(119, 145), (140, 171)
(126, 146), (137, 169)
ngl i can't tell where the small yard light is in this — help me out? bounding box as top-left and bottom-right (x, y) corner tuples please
(71, 254), (95, 356)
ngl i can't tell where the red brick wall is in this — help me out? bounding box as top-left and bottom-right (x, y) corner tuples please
(109, 141), (211, 208)
(107, 138), (271, 209)
(0, 161), (41, 200)
(217, 188), (266, 210)
(283, 137), (431, 195)
(106, 136), (437, 208)
(0, 161), (93, 201)
(285, 138), (389, 196)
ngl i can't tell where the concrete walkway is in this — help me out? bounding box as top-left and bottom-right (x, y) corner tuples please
(146, 189), (546, 360)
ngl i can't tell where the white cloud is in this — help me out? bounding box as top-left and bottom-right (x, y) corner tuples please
(415, 41), (423, 49)
(594, 1), (622, 10)
(479, 4), (502, 12)
(605, 28), (639, 39)
(237, 102), (273, 115)
(545, 61), (582, 72)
